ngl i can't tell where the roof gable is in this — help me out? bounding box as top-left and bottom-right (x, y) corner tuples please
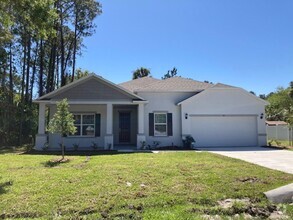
(36, 74), (145, 102)
(178, 84), (269, 105)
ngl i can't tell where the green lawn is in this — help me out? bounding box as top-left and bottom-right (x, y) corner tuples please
(267, 139), (293, 151)
(0, 150), (292, 219)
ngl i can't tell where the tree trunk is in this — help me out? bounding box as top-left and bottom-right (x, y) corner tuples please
(72, 6), (78, 82)
(39, 39), (44, 97)
(21, 38), (27, 104)
(48, 41), (56, 92)
(19, 36), (27, 145)
(25, 36), (31, 103)
(30, 40), (39, 103)
(59, 3), (66, 87)
(9, 42), (13, 104)
(56, 51), (60, 88)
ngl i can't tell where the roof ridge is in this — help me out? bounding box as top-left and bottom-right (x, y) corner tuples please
(211, 83), (238, 89)
(133, 76), (213, 92)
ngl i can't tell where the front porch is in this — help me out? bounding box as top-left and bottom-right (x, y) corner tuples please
(35, 102), (146, 150)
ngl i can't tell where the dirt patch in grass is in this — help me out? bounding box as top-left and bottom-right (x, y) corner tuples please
(42, 158), (70, 167)
(236, 177), (260, 183)
(195, 198), (290, 219)
(0, 180), (13, 194)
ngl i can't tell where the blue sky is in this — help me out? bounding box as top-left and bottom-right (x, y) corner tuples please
(77, 0), (293, 95)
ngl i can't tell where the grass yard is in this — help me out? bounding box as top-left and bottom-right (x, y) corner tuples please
(267, 139), (293, 151)
(0, 150), (293, 219)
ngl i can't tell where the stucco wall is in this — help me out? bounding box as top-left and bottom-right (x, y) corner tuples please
(180, 88), (267, 146)
(48, 104), (107, 149)
(137, 92), (195, 147)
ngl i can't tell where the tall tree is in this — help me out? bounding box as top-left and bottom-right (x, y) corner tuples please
(161, 67), (178, 79)
(71, 0), (101, 82)
(266, 84), (293, 125)
(0, 0), (101, 146)
(132, 67), (151, 79)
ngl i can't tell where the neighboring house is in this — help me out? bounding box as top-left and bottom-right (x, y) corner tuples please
(34, 74), (268, 150)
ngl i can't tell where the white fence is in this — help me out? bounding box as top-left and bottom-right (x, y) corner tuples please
(267, 126), (293, 146)
(267, 126), (290, 140)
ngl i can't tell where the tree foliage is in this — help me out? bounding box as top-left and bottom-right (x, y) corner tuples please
(266, 83), (293, 125)
(0, 0), (101, 146)
(47, 98), (76, 158)
(161, 67), (178, 79)
(132, 67), (151, 79)
(289, 81), (293, 99)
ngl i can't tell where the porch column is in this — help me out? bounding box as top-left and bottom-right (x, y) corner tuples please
(35, 102), (47, 150)
(137, 103), (146, 149)
(105, 103), (114, 149)
(138, 103), (144, 134)
(38, 103), (46, 134)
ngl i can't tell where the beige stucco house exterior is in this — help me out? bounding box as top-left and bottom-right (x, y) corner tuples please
(34, 74), (268, 150)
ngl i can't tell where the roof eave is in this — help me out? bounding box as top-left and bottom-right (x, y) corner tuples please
(34, 74), (146, 102)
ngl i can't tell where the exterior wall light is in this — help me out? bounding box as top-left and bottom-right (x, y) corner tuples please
(260, 113), (264, 119)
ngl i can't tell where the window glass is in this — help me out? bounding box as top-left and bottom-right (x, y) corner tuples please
(71, 114), (95, 136)
(154, 113), (167, 136)
(82, 125), (95, 136)
(74, 115), (81, 124)
(83, 115), (94, 124)
(155, 113), (166, 123)
(154, 125), (167, 136)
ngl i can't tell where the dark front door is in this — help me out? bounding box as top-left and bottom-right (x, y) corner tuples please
(119, 112), (131, 143)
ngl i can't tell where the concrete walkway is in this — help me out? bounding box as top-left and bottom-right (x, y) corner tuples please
(196, 147), (293, 174)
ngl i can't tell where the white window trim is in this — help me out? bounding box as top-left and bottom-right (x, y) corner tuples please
(69, 113), (95, 137)
(154, 112), (168, 137)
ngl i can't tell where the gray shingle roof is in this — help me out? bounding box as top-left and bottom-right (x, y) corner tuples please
(119, 77), (161, 92)
(211, 83), (237, 89)
(119, 76), (213, 92)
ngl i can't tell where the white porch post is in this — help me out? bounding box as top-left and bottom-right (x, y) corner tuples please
(106, 103), (113, 134)
(137, 103), (146, 149)
(138, 103), (144, 134)
(35, 103), (48, 150)
(104, 103), (114, 149)
(38, 103), (46, 134)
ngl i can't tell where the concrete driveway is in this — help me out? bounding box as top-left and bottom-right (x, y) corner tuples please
(196, 147), (293, 174)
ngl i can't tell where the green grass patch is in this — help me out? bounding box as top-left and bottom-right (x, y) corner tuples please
(0, 151), (292, 219)
(267, 139), (293, 150)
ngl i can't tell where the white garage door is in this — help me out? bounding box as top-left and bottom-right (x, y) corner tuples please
(190, 115), (257, 147)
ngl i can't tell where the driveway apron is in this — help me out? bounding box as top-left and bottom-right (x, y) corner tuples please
(196, 147), (293, 174)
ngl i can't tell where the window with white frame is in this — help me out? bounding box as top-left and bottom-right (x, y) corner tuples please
(154, 113), (167, 136)
(73, 114), (95, 137)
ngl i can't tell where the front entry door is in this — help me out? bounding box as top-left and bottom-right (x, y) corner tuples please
(119, 112), (131, 143)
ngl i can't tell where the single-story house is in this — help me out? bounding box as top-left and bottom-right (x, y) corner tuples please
(34, 74), (268, 150)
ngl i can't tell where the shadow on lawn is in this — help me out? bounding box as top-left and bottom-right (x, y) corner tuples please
(0, 146), (154, 156)
(22, 149), (152, 156)
(0, 145), (32, 154)
(0, 181), (13, 195)
(41, 159), (70, 167)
